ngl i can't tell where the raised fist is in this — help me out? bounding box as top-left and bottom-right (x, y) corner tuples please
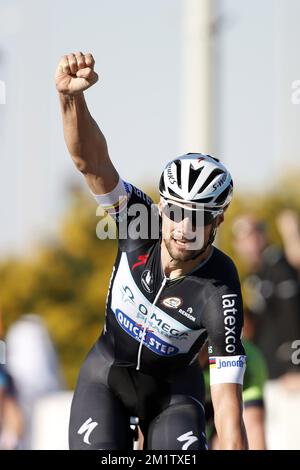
(55, 52), (98, 95)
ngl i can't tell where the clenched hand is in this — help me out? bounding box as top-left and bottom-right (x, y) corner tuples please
(55, 52), (98, 95)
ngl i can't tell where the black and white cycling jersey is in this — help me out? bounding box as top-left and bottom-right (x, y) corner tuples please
(94, 178), (246, 384)
(69, 178), (246, 450)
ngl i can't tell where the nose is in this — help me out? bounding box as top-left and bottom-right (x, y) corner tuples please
(175, 216), (195, 241)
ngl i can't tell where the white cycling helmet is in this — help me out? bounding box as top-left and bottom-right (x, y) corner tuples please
(159, 153), (233, 213)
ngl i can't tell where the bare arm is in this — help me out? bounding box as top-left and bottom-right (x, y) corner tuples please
(277, 209), (300, 271)
(243, 406), (266, 450)
(56, 52), (119, 194)
(211, 383), (248, 450)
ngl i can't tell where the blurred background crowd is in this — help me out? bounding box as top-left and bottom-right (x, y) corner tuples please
(1, 0), (300, 449)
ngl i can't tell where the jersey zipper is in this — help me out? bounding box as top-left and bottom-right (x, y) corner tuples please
(136, 276), (168, 371)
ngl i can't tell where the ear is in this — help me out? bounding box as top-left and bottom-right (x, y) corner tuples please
(216, 212), (225, 227)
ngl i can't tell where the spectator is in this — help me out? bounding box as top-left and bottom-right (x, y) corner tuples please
(0, 364), (23, 449)
(6, 314), (65, 449)
(277, 209), (300, 273)
(232, 214), (300, 380)
(232, 214), (300, 449)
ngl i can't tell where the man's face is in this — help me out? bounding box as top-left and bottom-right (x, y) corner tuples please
(232, 217), (267, 267)
(159, 200), (223, 262)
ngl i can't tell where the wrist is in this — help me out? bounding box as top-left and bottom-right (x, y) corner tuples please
(59, 92), (85, 112)
(59, 91), (84, 100)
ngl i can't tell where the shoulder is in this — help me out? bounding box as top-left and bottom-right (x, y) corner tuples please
(193, 247), (241, 295)
(211, 247), (239, 276)
(128, 184), (154, 206)
(198, 249), (244, 331)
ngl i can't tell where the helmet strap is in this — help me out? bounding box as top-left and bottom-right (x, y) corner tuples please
(190, 217), (218, 260)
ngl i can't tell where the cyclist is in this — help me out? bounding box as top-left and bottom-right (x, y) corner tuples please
(56, 52), (248, 450)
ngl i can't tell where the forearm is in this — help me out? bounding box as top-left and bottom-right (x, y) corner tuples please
(212, 384), (248, 450)
(56, 53), (119, 193)
(59, 92), (109, 173)
(215, 411), (248, 450)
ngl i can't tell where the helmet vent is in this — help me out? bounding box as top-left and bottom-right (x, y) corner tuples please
(188, 166), (203, 192)
(206, 154), (220, 163)
(215, 182), (232, 204)
(168, 187), (181, 199)
(159, 175), (166, 194)
(198, 169), (224, 193)
(174, 160), (182, 189)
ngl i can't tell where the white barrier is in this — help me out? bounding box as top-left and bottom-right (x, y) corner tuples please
(31, 391), (73, 450)
(30, 384), (300, 450)
(265, 381), (300, 450)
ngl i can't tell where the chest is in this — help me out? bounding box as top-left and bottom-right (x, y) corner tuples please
(110, 252), (206, 351)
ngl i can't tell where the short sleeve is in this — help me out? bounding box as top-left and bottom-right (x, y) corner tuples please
(91, 177), (159, 250)
(91, 178), (132, 217)
(202, 282), (246, 385)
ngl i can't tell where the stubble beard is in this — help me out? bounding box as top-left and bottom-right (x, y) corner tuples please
(163, 236), (205, 262)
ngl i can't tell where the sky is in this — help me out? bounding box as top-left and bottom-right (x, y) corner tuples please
(218, 0), (300, 185)
(0, 0), (300, 255)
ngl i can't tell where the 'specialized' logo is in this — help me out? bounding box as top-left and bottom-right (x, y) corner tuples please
(141, 270), (154, 293)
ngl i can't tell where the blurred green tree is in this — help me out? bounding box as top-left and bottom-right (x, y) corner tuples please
(0, 187), (117, 386)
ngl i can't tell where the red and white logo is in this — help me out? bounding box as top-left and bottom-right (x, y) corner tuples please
(131, 254), (149, 271)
